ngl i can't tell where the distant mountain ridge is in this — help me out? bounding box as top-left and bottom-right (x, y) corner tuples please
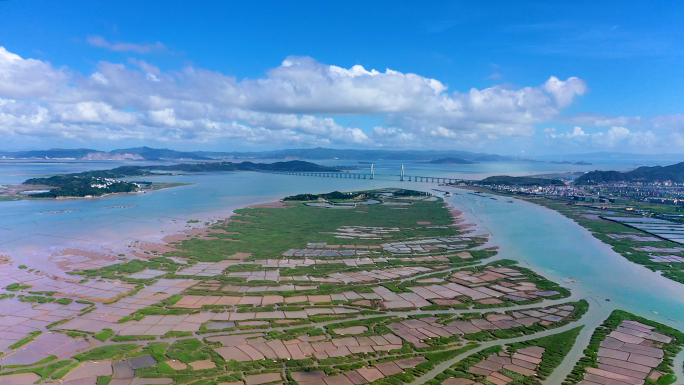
(0, 147), (529, 162)
(426, 157), (474, 164)
(196, 148), (511, 161)
(2, 148), (101, 159)
(109, 147), (210, 160)
(147, 160), (339, 172)
(0, 147), (209, 161)
(575, 161), (684, 184)
(5, 146), (675, 164)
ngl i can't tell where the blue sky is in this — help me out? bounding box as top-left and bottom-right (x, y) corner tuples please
(1, 0), (683, 154)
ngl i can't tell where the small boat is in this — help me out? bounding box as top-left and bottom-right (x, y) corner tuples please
(605, 299), (610, 302)
(652, 310), (660, 315)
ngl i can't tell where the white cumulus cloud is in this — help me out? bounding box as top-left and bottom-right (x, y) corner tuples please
(0, 47), (592, 148)
(547, 126), (657, 149)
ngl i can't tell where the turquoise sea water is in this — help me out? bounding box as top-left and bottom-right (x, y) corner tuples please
(1, 160), (683, 331)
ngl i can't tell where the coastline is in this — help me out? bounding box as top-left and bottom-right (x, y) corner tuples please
(1, 194), (300, 278)
(35, 186), (468, 277)
(459, 185), (684, 286)
(0, 181), (191, 202)
(446, 185), (684, 330)
(3, 183), (684, 383)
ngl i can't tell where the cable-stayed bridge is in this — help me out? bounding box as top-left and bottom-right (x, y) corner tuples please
(263, 164), (462, 184)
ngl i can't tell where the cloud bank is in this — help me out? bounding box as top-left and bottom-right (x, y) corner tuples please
(545, 126), (658, 149)
(0, 46), (592, 148)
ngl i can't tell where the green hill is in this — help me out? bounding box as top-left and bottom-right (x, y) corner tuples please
(22, 166), (155, 198)
(575, 161), (684, 184)
(427, 157), (474, 164)
(480, 175), (565, 186)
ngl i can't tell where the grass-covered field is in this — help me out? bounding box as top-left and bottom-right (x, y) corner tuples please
(167, 190), (460, 261)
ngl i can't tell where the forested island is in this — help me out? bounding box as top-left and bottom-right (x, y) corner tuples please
(22, 166), (157, 198)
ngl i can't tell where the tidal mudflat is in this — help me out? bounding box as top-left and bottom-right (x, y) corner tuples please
(0, 186), (682, 385)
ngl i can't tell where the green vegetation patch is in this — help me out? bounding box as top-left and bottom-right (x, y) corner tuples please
(9, 331), (42, 349)
(0, 359), (73, 382)
(425, 345), (502, 385)
(111, 335), (156, 342)
(76, 257), (181, 281)
(6, 283), (31, 291)
(454, 300), (588, 343)
(74, 344), (140, 361)
(166, 338), (211, 363)
(507, 326), (583, 381)
(166, 189), (458, 261)
(563, 310), (684, 385)
(93, 328), (115, 342)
